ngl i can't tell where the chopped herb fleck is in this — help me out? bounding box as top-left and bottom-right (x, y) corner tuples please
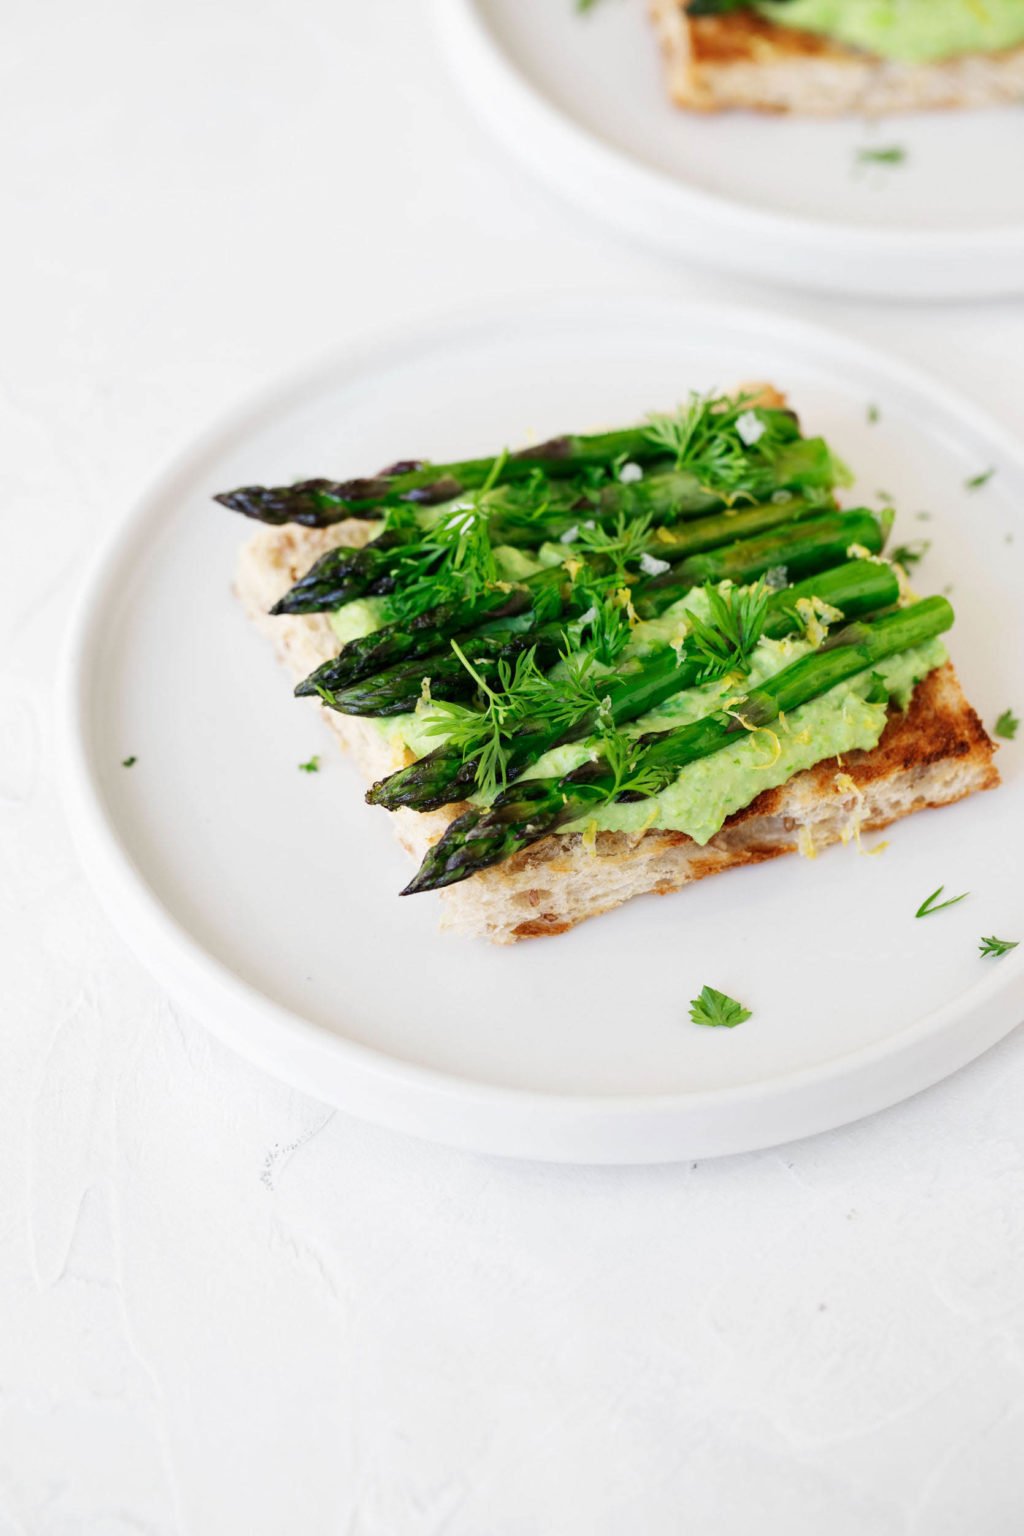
(994, 709), (1019, 741)
(979, 935), (1019, 959)
(966, 467), (996, 491)
(916, 885), (968, 919)
(688, 985), (752, 1029)
(867, 403), (880, 424)
(857, 145), (907, 167)
(121, 755), (137, 768)
(890, 540), (930, 571)
(298, 755), (321, 773)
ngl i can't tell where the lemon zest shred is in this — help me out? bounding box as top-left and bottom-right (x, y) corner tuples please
(846, 542), (887, 566)
(892, 562), (918, 604)
(795, 594), (844, 648)
(751, 727), (782, 770)
(797, 825), (817, 860)
(615, 586), (640, 628)
(627, 803), (661, 847)
(834, 770), (867, 851)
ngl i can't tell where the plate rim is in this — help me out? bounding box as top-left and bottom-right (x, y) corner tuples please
(56, 293), (1024, 1163)
(438, 0), (1024, 298)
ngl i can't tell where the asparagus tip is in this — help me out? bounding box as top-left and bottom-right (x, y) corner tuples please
(214, 487), (275, 520)
(400, 840), (469, 896)
(399, 868), (433, 896)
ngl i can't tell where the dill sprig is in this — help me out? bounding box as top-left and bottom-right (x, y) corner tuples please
(600, 729), (668, 801)
(425, 644), (609, 801)
(572, 577), (635, 666)
(386, 504), (498, 624)
(573, 510), (654, 577)
(915, 885), (968, 919)
(643, 392), (794, 506)
(383, 451), (509, 624)
(979, 935), (1018, 959)
(683, 579), (769, 683)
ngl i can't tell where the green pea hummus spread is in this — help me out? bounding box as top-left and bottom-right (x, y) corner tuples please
(752, 0), (1024, 64)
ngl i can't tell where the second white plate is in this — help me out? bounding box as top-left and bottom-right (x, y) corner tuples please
(59, 297), (1024, 1162)
(439, 0), (1024, 299)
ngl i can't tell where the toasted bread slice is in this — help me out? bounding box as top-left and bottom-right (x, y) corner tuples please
(649, 3), (1024, 114)
(236, 518), (998, 944)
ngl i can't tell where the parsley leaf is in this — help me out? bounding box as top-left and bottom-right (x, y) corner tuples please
(121, 755), (137, 768)
(298, 755), (321, 773)
(688, 985), (752, 1029)
(966, 467), (996, 491)
(866, 403), (880, 424)
(979, 935), (1019, 959)
(995, 709), (1019, 741)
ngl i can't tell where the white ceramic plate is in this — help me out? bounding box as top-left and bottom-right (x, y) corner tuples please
(438, 0), (1024, 299)
(59, 296), (1024, 1162)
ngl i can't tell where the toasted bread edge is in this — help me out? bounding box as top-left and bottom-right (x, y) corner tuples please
(648, 3), (1024, 115)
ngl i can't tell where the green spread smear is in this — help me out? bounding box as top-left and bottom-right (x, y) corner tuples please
(752, 0), (1024, 63)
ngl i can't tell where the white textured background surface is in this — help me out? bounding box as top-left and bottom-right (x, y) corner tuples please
(5, 2), (1024, 1530)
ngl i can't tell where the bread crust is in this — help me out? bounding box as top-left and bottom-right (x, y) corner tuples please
(235, 516), (999, 944)
(649, 2), (1024, 115)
